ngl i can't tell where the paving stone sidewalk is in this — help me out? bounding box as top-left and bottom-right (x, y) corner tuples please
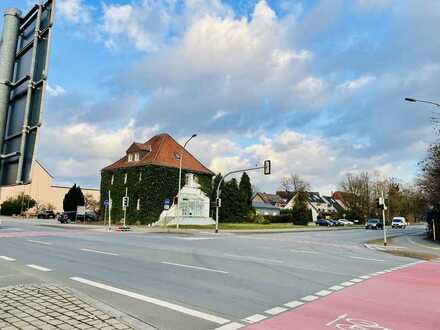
(0, 284), (135, 330)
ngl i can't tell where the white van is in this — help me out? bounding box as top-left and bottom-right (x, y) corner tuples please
(391, 217), (407, 229)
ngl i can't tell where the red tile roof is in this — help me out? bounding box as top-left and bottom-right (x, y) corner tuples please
(102, 133), (214, 175)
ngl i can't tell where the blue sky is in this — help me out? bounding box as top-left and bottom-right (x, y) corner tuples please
(1, 0), (439, 192)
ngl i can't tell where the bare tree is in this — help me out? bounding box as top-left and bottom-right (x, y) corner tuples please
(84, 193), (99, 213)
(279, 173), (310, 192)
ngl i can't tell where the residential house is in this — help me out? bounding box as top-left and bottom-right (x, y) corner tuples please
(252, 192), (287, 208)
(252, 201), (281, 216)
(101, 133), (214, 225)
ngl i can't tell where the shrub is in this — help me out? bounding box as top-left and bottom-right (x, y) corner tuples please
(1, 194), (36, 216)
(264, 214), (292, 223)
(253, 214), (270, 224)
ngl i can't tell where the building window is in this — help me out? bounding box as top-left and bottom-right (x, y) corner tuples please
(124, 172), (127, 184)
(134, 152), (140, 161)
(111, 174), (114, 185)
(128, 153), (134, 162)
(136, 198), (141, 211)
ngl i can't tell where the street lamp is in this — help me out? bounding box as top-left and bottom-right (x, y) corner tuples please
(176, 134), (197, 230)
(404, 97), (440, 107)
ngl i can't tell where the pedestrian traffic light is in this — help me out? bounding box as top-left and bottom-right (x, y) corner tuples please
(216, 198), (222, 208)
(264, 160), (271, 175)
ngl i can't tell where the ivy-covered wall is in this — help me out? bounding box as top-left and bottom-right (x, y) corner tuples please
(100, 165), (213, 225)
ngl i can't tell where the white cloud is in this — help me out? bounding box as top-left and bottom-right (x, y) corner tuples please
(46, 84), (66, 97)
(339, 75), (375, 92)
(58, 0), (92, 24)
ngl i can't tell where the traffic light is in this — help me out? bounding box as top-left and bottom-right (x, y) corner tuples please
(122, 196), (129, 209)
(264, 160), (271, 175)
(216, 198), (222, 208)
(376, 198), (380, 208)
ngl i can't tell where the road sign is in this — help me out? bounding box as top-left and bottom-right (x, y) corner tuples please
(164, 198), (170, 210)
(122, 196), (129, 210)
(0, 0), (56, 185)
(103, 200), (109, 207)
(76, 205), (85, 216)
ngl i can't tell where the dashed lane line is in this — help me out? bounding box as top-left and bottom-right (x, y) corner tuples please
(284, 300), (304, 308)
(301, 295), (318, 302)
(0, 256), (15, 261)
(290, 249), (320, 254)
(27, 240), (53, 245)
(265, 307), (288, 315)
(161, 261), (229, 274)
(350, 278), (363, 283)
(26, 264), (52, 272)
(328, 285), (344, 291)
(242, 314), (267, 323)
(70, 277), (230, 325)
(223, 253), (284, 264)
(315, 290), (332, 296)
(215, 322), (244, 330)
(349, 256), (384, 262)
(341, 281), (355, 287)
(80, 248), (119, 256)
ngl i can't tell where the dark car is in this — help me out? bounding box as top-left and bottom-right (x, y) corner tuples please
(365, 218), (383, 230)
(37, 210), (56, 219)
(330, 220), (344, 226)
(317, 219), (334, 226)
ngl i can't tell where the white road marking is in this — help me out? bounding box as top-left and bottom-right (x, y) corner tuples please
(161, 262), (228, 274)
(316, 290), (332, 296)
(360, 275), (371, 279)
(224, 254), (283, 264)
(349, 256), (384, 262)
(27, 240), (53, 245)
(26, 264), (52, 272)
(341, 281), (355, 287)
(290, 249), (320, 254)
(80, 248), (119, 256)
(215, 322), (244, 330)
(70, 277), (230, 325)
(0, 256), (15, 261)
(376, 271), (386, 274)
(175, 237), (215, 240)
(264, 306), (288, 315)
(351, 278), (363, 283)
(328, 285), (344, 291)
(284, 300), (304, 308)
(301, 295), (318, 302)
(242, 314), (267, 323)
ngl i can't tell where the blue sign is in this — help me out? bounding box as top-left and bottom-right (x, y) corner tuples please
(103, 200), (109, 207)
(164, 198), (171, 210)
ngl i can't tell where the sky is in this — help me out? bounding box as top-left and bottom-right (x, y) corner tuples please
(1, 0), (439, 193)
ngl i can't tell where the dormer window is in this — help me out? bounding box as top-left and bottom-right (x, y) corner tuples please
(128, 152), (140, 162)
(128, 153), (134, 162)
(134, 152), (140, 161)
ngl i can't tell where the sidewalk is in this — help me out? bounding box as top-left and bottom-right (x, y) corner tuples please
(244, 261), (440, 330)
(0, 283), (144, 330)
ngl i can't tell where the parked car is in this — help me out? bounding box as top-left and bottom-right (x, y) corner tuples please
(37, 210), (56, 219)
(317, 219), (334, 226)
(392, 217), (407, 229)
(330, 220), (344, 226)
(58, 212), (73, 223)
(338, 219), (354, 225)
(365, 218), (383, 230)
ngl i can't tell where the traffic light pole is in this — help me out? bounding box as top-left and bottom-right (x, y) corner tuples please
(382, 190), (387, 246)
(215, 161), (271, 233)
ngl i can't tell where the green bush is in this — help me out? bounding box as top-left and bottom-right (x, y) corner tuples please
(1, 194), (36, 216)
(253, 214), (270, 224)
(264, 214), (292, 223)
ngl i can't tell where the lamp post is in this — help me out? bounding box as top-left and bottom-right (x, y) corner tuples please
(404, 97), (440, 108)
(176, 134), (197, 230)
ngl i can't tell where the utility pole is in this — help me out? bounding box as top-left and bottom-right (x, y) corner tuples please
(108, 190), (112, 231)
(123, 187), (128, 227)
(0, 8), (21, 153)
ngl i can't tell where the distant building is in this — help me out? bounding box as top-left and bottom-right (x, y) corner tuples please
(101, 133), (214, 225)
(252, 201), (280, 216)
(0, 160), (100, 212)
(252, 192), (287, 208)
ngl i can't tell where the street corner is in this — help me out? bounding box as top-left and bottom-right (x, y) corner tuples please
(243, 261), (440, 330)
(0, 283), (147, 330)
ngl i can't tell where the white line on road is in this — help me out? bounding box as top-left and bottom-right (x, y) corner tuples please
(328, 285), (344, 291)
(215, 322), (244, 330)
(161, 261), (228, 274)
(340, 281), (355, 287)
(290, 249), (320, 254)
(70, 277), (230, 325)
(315, 290), (332, 296)
(350, 278), (363, 283)
(284, 300), (304, 308)
(264, 306), (288, 315)
(349, 256), (384, 262)
(242, 314), (267, 323)
(224, 254), (284, 264)
(175, 237), (216, 240)
(301, 295), (318, 302)
(359, 275), (371, 279)
(0, 256), (15, 261)
(80, 248), (119, 256)
(27, 240), (53, 245)
(26, 264), (52, 272)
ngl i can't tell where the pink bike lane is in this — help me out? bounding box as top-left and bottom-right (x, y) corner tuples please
(245, 261), (440, 330)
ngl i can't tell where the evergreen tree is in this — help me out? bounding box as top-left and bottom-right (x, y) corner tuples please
(220, 178), (241, 222)
(63, 184), (85, 218)
(291, 188), (312, 225)
(239, 172), (253, 217)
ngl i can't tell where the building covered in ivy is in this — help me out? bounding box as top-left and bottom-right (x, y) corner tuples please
(100, 133), (214, 225)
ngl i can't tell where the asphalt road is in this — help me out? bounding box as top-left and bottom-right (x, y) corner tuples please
(0, 217), (426, 330)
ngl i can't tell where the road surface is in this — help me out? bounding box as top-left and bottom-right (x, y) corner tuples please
(0, 218), (435, 329)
